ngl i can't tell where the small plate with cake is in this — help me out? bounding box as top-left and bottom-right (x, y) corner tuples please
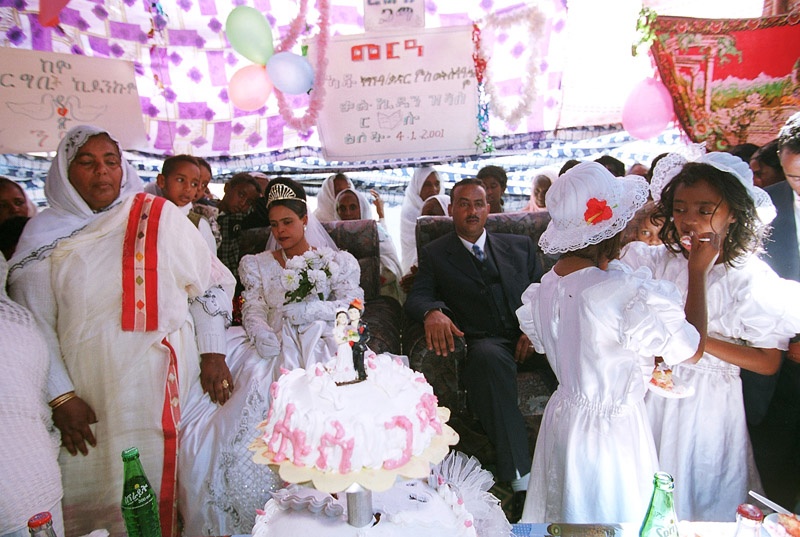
(646, 364), (695, 399)
(764, 512), (800, 537)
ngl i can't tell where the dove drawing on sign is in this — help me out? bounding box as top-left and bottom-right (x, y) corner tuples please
(6, 94), (55, 120)
(66, 96), (107, 121)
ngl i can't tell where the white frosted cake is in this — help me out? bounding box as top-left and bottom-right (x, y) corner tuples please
(250, 352), (458, 492)
(251, 480), (479, 537)
(250, 340), (510, 537)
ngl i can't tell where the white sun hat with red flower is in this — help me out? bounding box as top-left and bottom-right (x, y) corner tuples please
(539, 161), (649, 254)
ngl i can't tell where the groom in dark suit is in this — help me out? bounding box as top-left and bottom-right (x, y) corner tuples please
(753, 152), (800, 510)
(405, 178), (545, 520)
(764, 179), (799, 281)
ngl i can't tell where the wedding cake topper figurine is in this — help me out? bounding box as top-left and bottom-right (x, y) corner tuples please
(348, 299), (370, 382)
(331, 309), (357, 382)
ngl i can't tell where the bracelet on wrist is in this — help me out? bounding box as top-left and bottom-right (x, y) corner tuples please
(49, 391), (77, 410)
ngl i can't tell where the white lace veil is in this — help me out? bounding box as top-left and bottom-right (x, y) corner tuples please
(265, 211), (338, 252)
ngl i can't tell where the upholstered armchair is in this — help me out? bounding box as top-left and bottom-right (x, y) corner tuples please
(238, 219), (402, 355)
(403, 211), (557, 463)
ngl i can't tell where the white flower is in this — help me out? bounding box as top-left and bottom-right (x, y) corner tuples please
(318, 247), (335, 265)
(307, 250), (329, 270)
(302, 249), (318, 266)
(307, 268), (327, 286)
(285, 256), (306, 271)
(327, 260), (340, 278)
(281, 270), (300, 292)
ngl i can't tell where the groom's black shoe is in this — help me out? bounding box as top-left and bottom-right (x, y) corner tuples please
(510, 490), (526, 523)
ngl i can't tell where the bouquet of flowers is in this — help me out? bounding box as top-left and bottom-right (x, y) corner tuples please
(280, 248), (339, 304)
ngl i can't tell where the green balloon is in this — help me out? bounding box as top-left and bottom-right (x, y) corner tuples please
(225, 6), (274, 65)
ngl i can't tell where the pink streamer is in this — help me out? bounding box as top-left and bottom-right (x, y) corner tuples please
(274, 0), (331, 133)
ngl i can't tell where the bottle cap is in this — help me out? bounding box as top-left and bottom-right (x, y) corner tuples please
(121, 446), (140, 461)
(28, 512), (53, 529)
(737, 504), (764, 522)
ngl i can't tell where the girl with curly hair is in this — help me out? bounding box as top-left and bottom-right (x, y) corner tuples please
(622, 149), (800, 521)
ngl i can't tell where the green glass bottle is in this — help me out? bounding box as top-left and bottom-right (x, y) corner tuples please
(639, 471), (678, 537)
(121, 447), (162, 537)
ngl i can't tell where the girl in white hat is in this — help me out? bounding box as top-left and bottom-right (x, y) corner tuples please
(516, 161), (718, 523)
(622, 149), (800, 521)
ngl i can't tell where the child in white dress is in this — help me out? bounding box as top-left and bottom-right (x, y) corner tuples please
(517, 162), (717, 524)
(621, 150), (800, 521)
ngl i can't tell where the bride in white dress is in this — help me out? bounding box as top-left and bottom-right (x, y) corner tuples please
(179, 178), (364, 536)
(238, 180), (364, 370)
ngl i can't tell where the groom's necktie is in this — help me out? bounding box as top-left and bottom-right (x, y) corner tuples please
(472, 244), (486, 262)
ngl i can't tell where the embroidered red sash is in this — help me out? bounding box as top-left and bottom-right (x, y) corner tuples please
(121, 193), (180, 536)
(122, 192), (165, 332)
(159, 337), (181, 537)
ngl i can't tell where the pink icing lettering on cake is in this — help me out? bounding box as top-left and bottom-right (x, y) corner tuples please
(417, 393), (442, 435)
(383, 416), (413, 470)
(317, 421), (354, 474)
(251, 352), (456, 490)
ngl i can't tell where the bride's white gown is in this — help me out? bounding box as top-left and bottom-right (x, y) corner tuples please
(179, 247), (363, 536)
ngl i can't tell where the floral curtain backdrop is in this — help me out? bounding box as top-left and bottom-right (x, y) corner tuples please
(651, 12), (800, 150)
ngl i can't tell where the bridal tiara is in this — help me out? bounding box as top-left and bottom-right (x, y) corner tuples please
(267, 183), (306, 206)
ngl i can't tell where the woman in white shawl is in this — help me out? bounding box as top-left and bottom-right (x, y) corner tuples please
(526, 169), (557, 212)
(335, 187), (404, 302)
(421, 193), (450, 216)
(399, 166), (442, 274)
(313, 172), (353, 222)
(8, 125), (235, 537)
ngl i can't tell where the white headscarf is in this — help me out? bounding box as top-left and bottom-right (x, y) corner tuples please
(314, 173), (353, 223)
(423, 194), (450, 216)
(9, 125), (143, 274)
(526, 168), (557, 212)
(334, 188), (372, 220)
(335, 188), (403, 283)
(400, 167), (442, 273)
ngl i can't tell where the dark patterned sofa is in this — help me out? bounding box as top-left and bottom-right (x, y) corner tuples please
(403, 211), (558, 465)
(238, 219), (402, 355)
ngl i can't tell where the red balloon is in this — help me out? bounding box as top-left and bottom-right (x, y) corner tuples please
(622, 78), (675, 140)
(38, 0), (71, 27)
(229, 64), (273, 111)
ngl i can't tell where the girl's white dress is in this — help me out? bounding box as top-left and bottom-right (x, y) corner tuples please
(621, 242), (800, 521)
(516, 261), (701, 524)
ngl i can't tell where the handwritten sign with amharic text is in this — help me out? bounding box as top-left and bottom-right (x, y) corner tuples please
(312, 26), (479, 161)
(0, 48), (146, 153)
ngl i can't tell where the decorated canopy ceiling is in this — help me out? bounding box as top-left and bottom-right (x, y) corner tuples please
(0, 0), (772, 192)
